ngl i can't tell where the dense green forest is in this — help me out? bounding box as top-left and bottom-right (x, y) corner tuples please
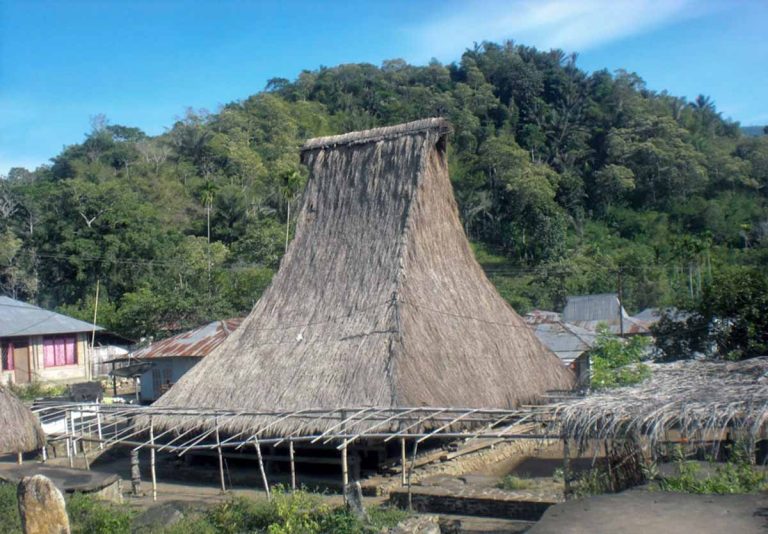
(1, 41), (767, 346)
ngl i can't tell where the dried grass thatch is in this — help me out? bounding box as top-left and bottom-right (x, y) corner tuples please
(553, 357), (768, 450)
(0, 385), (45, 454)
(153, 118), (574, 435)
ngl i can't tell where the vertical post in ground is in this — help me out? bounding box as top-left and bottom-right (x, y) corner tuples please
(254, 436), (271, 501)
(41, 446), (47, 463)
(400, 438), (407, 486)
(407, 440), (419, 511)
(66, 411), (74, 468)
(215, 417), (226, 494)
(289, 439), (296, 492)
(16, 452), (22, 465)
(130, 449), (141, 496)
(563, 438), (572, 500)
(96, 408), (104, 450)
(341, 439), (349, 504)
(150, 417), (157, 501)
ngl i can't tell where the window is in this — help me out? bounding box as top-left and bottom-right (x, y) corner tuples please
(43, 336), (77, 367)
(1, 341), (13, 371)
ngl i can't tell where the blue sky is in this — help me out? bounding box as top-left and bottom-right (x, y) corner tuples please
(1, 0), (766, 174)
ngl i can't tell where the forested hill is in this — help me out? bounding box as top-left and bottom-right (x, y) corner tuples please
(1, 41), (767, 340)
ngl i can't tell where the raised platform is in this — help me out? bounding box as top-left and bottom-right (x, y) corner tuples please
(0, 462), (122, 503)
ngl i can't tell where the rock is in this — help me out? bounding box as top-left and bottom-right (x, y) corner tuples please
(390, 515), (441, 534)
(131, 501), (196, 533)
(17, 475), (70, 534)
(344, 481), (368, 520)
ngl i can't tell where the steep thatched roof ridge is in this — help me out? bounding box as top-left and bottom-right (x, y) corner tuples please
(553, 357), (768, 449)
(0, 386), (45, 454)
(153, 118), (573, 435)
(301, 118), (451, 151)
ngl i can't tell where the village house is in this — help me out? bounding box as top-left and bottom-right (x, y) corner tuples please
(562, 293), (651, 336)
(0, 296), (102, 385)
(113, 318), (243, 402)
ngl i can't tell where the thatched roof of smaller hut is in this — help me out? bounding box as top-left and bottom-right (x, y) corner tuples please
(554, 357), (768, 449)
(0, 385), (45, 454)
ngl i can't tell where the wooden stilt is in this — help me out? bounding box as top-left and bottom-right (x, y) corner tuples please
(254, 436), (271, 501)
(17, 452), (22, 465)
(400, 438), (407, 486)
(96, 409), (104, 450)
(215, 418), (226, 494)
(289, 439), (296, 492)
(563, 438), (572, 500)
(130, 449), (141, 496)
(41, 446), (47, 463)
(341, 439), (349, 503)
(66, 411), (74, 468)
(150, 418), (157, 501)
(407, 440), (419, 511)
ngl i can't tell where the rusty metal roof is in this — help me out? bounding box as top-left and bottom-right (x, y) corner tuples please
(524, 310), (598, 364)
(128, 318), (244, 360)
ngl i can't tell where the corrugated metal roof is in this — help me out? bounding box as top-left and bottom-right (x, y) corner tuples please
(128, 318), (244, 360)
(0, 296), (103, 338)
(562, 294), (650, 335)
(524, 310), (598, 364)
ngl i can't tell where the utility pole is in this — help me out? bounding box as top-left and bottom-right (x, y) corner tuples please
(617, 267), (624, 337)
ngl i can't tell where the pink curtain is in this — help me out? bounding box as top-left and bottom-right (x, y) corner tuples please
(43, 336), (77, 367)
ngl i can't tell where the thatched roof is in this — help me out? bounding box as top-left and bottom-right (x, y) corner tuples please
(153, 118), (574, 434)
(554, 357), (768, 448)
(0, 385), (45, 454)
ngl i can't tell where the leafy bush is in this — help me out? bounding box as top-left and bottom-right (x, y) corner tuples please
(0, 483), (21, 534)
(497, 475), (534, 491)
(8, 382), (68, 401)
(205, 495), (278, 533)
(67, 493), (133, 534)
(589, 328), (650, 389)
(659, 456), (767, 494)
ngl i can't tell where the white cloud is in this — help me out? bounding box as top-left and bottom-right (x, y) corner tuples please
(409, 0), (704, 62)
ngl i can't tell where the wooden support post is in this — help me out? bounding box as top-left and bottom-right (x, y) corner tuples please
(82, 443), (90, 471)
(97, 410), (104, 450)
(215, 418), (226, 494)
(150, 417), (157, 501)
(341, 439), (349, 504)
(289, 439), (296, 492)
(563, 438), (572, 500)
(66, 411), (74, 468)
(41, 446), (47, 463)
(16, 452), (22, 465)
(400, 438), (407, 486)
(407, 440), (419, 511)
(130, 449), (142, 496)
(254, 437), (271, 501)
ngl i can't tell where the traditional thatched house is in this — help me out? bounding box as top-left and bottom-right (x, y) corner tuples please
(0, 385), (45, 455)
(154, 118), (573, 435)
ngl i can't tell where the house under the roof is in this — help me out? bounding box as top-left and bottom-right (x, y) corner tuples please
(153, 118), (574, 437)
(123, 318), (243, 402)
(525, 310), (597, 384)
(0, 296), (103, 385)
(562, 294), (650, 336)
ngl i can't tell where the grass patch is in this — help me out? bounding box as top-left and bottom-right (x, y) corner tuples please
(498, 474), (534, 491)
(658, 457), (767, 495)
(0, 483), (408, 534)
(8, 382), (69, 401)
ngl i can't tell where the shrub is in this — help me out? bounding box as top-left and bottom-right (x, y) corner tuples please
(67, 493), (133, 534)
(497, 475), (534, 491)
(659, 456), (768, 494)
(0, 483), (21, 534)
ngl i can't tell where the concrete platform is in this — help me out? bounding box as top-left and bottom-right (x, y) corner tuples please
(529, 488), (768, 534)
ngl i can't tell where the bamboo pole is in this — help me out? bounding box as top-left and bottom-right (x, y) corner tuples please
(16, 452), (22, 465)
(66, 411), (74, 468)
(253, 436), (271, 501)
(150, 417), (157, 501)
(289, 439), (296, 492)
(41, 446), (47, 463)
(407, 440), (419, 511)
(97, 409), (103, 450)
(341, 439), (349, 491)
(215, 417), (226, 493)
(400, 438), (407, 486)
(563, 439), (572, 500)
